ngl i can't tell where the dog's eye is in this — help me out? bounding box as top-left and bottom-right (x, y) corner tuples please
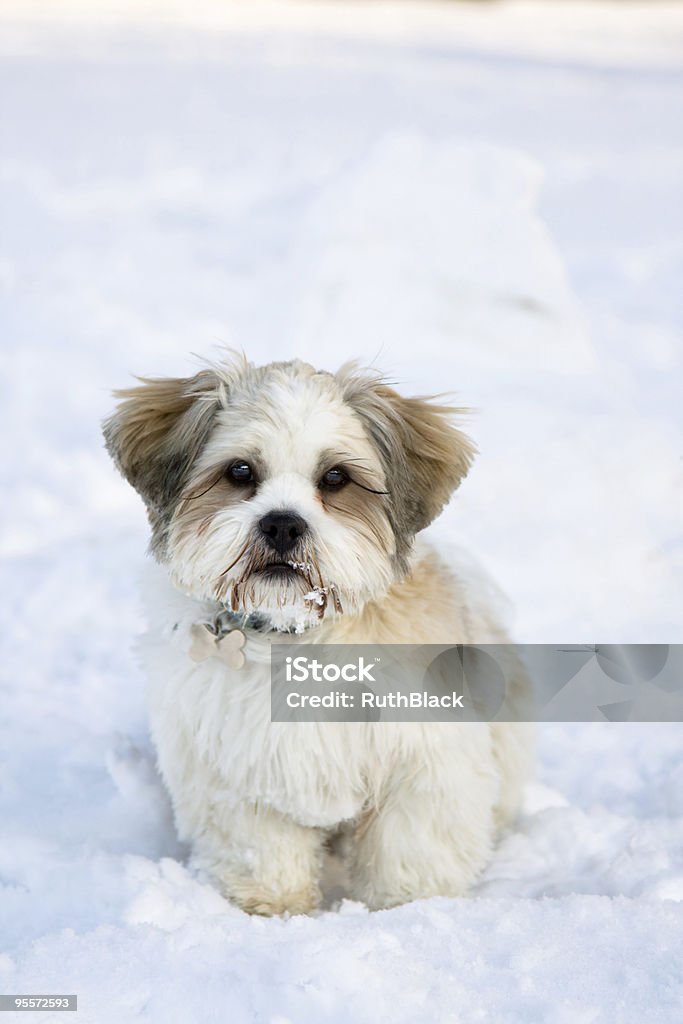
(227, 460), (254, 484)
(319, 466), (349, 490)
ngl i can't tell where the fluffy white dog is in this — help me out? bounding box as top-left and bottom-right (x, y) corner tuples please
(104, 355), (531, 915)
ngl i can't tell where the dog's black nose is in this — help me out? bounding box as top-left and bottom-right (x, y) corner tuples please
(258, 510), (308, 556)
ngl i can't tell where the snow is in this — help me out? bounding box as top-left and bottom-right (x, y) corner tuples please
(1, 2), (682, 1021)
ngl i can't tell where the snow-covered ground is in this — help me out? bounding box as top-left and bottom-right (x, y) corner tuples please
(1, 2), (682, 1021)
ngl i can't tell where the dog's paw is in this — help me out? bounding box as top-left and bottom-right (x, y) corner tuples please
(222, 879), (321, 917)
(190, 853), (321, 917)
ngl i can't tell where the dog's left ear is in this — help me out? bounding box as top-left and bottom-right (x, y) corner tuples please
(344, 379), (476, 535)
(102, 369), (221, 513)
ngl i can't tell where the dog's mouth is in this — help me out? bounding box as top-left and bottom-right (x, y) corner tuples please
(254, 562), (305, 580)
(247, 560), (319, 590)
(216, 549), (343, 619)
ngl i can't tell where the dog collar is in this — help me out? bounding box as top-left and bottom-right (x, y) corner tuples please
(187, 603), (321, 670)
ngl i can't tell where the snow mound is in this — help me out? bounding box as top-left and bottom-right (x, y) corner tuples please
(291, 134), (594, 372)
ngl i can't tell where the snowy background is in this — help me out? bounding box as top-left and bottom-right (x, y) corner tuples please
(1, 1), (682, 1020)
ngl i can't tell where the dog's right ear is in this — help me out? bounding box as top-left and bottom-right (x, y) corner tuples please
(102, 370), (221, 512)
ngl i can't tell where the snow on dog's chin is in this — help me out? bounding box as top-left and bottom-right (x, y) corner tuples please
(254, 592), (326, 634)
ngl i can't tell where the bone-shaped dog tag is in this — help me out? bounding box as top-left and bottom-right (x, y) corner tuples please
(189, 623), (246, 670)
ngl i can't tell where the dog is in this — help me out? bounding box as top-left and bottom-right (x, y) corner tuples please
(103, 355), (532, 915)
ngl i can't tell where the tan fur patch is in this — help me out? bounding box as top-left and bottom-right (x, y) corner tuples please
(172, 471), (255, 547)
(102, 370), (222, 549)
(373, 385), (476, 529)
(338, 368), (477, 565)
(320, 481), (395, 555)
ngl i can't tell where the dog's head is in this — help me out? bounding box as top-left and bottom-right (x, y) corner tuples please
(103, 357), (475, 629)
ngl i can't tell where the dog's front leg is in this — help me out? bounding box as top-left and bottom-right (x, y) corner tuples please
(348, 729), (499, 909)
(190, 801), (325, 916)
